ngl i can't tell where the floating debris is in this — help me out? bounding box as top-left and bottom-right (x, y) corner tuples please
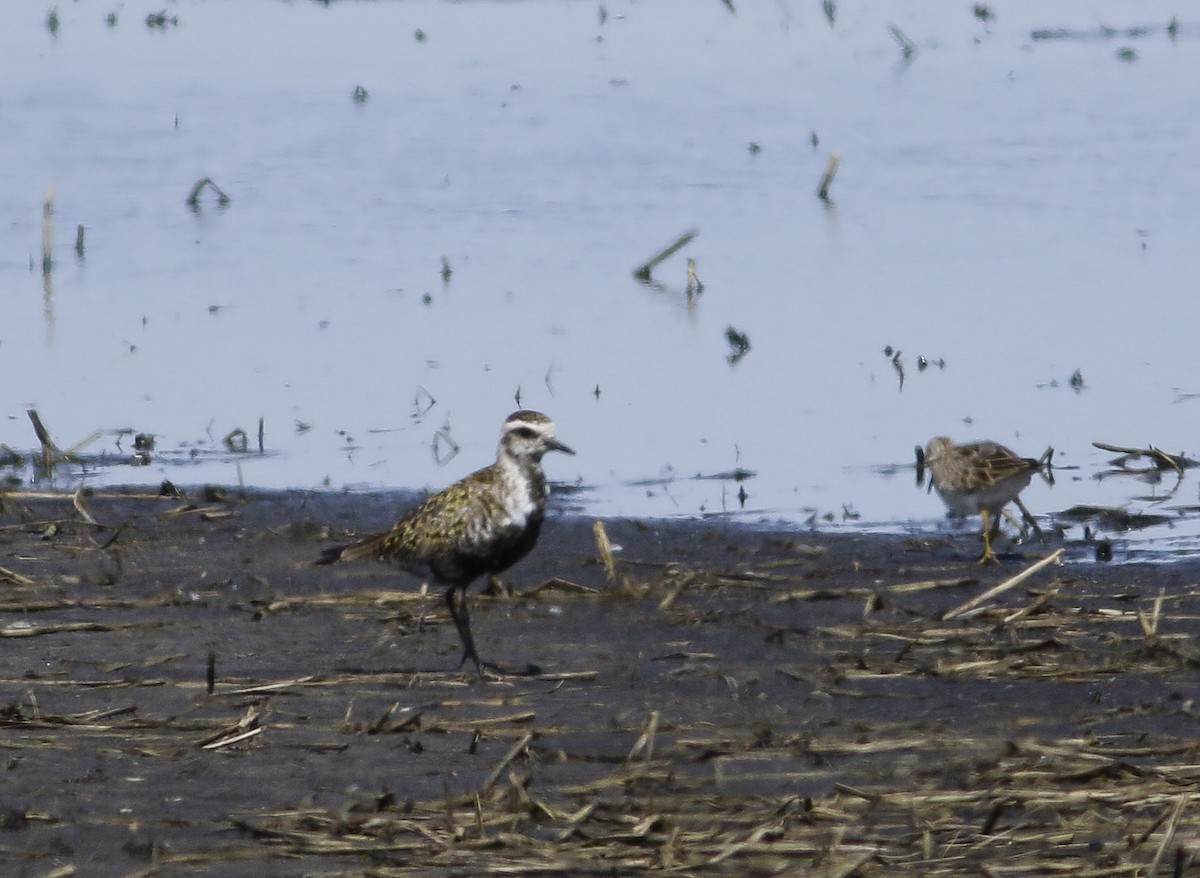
(1031, 22), (1171, 41)
(145, 9), (179, 28)
(42, 183), (55, 276)
(1094, 442), (1197, 474)
(888, 24), (918, 61)
(973, 4), (995, 23)
(352, 85), (369, 104)
(441, 256), (452, 286)
(1056, 505), (1175, 531)
(633, 228), (699, 283)
(816, 153), (840, 202)
(185, 177), (231, 209)
(724, 326), (751, 365)
(223, 429), (249, 454)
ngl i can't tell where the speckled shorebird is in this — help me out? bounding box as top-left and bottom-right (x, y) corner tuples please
(317, 411), (574, 673)
(923, 436), (1050, 564)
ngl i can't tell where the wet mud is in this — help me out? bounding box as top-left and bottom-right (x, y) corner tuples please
(1, 488), (1199, 876)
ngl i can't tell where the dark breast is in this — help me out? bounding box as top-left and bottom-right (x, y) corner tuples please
(428, 507), (546, 586)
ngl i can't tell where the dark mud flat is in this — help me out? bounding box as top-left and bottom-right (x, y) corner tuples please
(1, 489), (1199, 877)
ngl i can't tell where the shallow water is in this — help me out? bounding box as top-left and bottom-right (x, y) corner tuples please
(3, 1), (1200, 558)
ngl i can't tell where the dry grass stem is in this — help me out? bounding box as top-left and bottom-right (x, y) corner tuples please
(942, 548), (1064, 620)
(593, 519), (617, 587)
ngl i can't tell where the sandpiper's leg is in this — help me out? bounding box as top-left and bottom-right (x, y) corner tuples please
(977, 509), (1000, 565)
(444, 585), (482, 672)
(1013, 497), (1042, 538)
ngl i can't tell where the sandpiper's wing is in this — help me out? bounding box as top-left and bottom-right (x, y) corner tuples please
(962, 441), (1040, 488)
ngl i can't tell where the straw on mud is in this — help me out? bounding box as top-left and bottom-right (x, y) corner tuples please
(593, 520), (618, 588)
(1148, 793), (1190, 875)
(941, 549), (1064, 621)
(0, 566), (36, 587)
(72, 488), (98, 526)
(626, 711), (659, 763)
(479, 731), (534, 794)
(816, 153), (841, 201)
(1000, 585), (1060, 627)
(633, 227), (699, 282)
(1138, 588), (1165, 638)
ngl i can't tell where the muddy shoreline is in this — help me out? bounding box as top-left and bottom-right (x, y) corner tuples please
(2, 487), (1198, 876)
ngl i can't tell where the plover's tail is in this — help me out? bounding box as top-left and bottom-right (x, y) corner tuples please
(315, 532), (390, 566)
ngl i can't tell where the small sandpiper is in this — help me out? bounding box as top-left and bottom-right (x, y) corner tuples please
(923, 436), (1051, 564)
(317, 410), (574, 673)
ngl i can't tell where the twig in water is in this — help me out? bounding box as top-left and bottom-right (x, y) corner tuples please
(817, 153), (841, 201)
(686, 257), (703, 298)
(42, 183), (55, 275)
(888, 24), (918, 60)
(185, 177), (231, 208)
(633, 228), (699, 282)
(27, 409), (59, 472)
(1093, 441), (1196, 475)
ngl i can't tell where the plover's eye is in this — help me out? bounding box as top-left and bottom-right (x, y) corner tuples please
(512, 426), (538, 440)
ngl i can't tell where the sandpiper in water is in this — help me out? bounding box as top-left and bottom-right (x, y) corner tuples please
(924, 436), (1050, 564)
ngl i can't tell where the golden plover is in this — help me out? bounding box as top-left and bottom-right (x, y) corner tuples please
(317, 410), (574, 672)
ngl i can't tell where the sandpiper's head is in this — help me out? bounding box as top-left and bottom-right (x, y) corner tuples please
(924, 436), (955, 464)
(499, 410), (574, 462)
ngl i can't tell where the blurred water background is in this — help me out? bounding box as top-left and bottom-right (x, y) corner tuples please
(3, 1), (1200, 559)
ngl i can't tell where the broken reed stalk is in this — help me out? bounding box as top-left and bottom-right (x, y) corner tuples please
(942, 548), (1064, 621)
(27, 409), (59, 472)
(1093, 441), (1193, 475)
(479, 731), (534, 794)
(593, 521), (617, 588)
(1148, 793), (1190, 875)
(42, 183), (55, 275)
(626, 710), (660, 763)
(816, 153), (841, 201)
(633, 228), (699, 282)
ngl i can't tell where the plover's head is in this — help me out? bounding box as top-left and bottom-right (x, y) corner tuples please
(499, 410), (574, 462)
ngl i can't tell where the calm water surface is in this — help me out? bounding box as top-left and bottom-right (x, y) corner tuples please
(3, 1), (1200, 560)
